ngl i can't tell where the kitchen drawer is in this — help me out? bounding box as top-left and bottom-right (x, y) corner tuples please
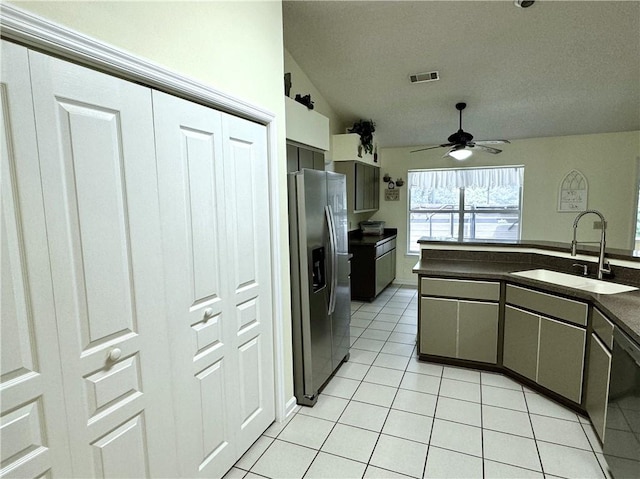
(375, 237), (396, 258)
(506, 284), (587, 327)
(592, 308), (614, 350)
(420, 277), (500, 301)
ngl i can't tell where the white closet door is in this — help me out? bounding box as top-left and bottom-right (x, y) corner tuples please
(153, 92), (275, 477)
(0, 40), (73, 479)
(28, 51), (178, 478)
(153, 91), (236, 478)
(221, 113), (275, 454)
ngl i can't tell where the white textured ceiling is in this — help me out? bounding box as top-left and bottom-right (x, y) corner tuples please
(283, 1), (640, 148)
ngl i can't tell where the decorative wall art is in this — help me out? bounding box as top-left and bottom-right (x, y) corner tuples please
(558, 169), (588, 212)
(385, 189), (400, 201)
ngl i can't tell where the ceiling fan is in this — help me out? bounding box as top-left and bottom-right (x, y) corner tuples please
(411, 102), (510, 160)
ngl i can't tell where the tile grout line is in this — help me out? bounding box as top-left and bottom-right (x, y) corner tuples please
(480, 372), (486, 479)
(422, 360), (444, 479)
(578, 421), (609, 479)
(523, 388), (547, 477)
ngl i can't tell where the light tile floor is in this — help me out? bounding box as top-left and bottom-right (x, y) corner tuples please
(227, 284), (612, 479)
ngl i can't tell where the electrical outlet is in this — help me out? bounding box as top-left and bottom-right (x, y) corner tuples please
(593, 221), (605, 229)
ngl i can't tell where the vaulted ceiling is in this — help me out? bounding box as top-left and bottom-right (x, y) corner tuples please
(283, 1), (640, 148)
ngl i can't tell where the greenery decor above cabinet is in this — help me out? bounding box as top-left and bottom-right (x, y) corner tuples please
(334, 161), (380, 213)
(332, 133), (379, 167)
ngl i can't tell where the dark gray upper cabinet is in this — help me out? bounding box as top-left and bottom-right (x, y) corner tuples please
(334, 161), (379, 213)
(287, 142), (325, 173)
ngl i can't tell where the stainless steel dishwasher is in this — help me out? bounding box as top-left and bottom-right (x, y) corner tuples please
(603, 327), (640, 478)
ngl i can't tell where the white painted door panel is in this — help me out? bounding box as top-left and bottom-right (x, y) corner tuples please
(0, 40), (72, 479)
(153, 91), (236, 478)
(27, 51), (178, 478)
(222, 114), (275, 454)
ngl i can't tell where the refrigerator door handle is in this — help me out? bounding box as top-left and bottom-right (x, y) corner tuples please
(325, 205), (338, 315)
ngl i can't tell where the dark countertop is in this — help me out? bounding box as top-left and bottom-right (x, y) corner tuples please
(417, 238), (640, 262)
(349, 228), (397, 247)
(413, 258), (640, 345)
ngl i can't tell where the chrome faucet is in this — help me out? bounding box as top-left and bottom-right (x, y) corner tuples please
(570, 209), (611, 280)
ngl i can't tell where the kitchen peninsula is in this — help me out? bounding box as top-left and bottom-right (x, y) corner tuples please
(413, 238), (640, 455)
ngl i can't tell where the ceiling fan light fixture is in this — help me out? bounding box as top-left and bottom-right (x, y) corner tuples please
(449, 148), (473, 160)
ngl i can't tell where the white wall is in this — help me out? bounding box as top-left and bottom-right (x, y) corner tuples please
(10, 0), (296, 403)
(284, 48), (345, 138)
(371, 131), (640, 283)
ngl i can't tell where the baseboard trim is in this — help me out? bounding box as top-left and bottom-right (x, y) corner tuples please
(284, 396), (298, 420)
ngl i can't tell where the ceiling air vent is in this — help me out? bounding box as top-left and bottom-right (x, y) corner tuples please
(409, 71), (440, 84)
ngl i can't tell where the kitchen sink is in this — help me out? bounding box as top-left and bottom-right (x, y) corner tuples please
(510, 269), (638, 295)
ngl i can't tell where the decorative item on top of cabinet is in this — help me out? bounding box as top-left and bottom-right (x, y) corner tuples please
(347, 119), (376, 156)
(332, 133), (379, 167)
(294, 93), (314, 110)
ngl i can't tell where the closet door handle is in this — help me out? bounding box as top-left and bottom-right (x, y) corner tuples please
(108, 347), (122, 362)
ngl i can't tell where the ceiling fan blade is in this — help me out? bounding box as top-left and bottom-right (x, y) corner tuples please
(471, 144), (503, 154)
(442, 148), (455, 158)
(410, 143), (454, 153)
(473, 139), (511, 145)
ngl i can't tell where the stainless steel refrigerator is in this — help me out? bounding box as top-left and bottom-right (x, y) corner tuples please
(288, 169), (351, 406)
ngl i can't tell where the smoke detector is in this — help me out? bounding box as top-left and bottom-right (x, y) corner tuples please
(514, 0), (535, 7)
(409, 71), (440, 84)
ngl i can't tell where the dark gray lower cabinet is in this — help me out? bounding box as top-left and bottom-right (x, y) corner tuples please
(350, 236), (396, 301)
(503, 305), (539, 381)
(420, 297), (457, 358)
(375, 248), (396, 297)
(419, 285), (499, 364)
(538, 317), (585, 404)
(417, 276), (619, 441)
(503, 305), (586, 403)
(458, 301), (499, 363)
(585, 333), (612, 442)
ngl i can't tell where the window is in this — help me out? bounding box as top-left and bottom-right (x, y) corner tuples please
(408, 166), (524, 253)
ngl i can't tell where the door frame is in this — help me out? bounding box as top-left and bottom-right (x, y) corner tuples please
(0, 3), (293, 422)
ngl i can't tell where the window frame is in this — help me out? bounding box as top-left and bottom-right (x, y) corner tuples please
(407, 167), (524, 254)
(633, 157), (640, 251)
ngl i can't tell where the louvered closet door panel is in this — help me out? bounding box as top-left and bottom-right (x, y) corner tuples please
(0, 40), (72, 479)
(28, 51), (177, 478)
(221, 114), (275, 454)
(152, 91), (237, 478)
